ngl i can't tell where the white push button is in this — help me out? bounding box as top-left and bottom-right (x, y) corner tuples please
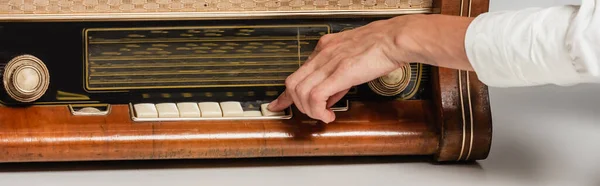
(220, 101), (244, 117)
(156, 103), (179, 118)
(261, 103), (285, 116)
(198, 102), (222, 117)
(134, 103), (158, 118)
(177, 102), (201, 118)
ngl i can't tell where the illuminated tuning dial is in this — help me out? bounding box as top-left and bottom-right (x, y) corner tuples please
(1, 55), (50, 103)
(368, 64), (411, 97)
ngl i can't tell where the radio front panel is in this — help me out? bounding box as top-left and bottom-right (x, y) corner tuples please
(0, 18), (430, 107)
(0, 0), (494, 163)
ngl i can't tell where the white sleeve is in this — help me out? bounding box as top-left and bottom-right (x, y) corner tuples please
(464, 0), (600, 87)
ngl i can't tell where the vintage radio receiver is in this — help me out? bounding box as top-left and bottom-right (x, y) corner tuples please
(0, 0), (492, 163)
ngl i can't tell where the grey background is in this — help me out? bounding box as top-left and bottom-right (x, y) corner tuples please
(1, 0), (599, 185)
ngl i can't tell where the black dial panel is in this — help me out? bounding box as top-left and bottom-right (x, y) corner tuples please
(0, 18), (430, 106)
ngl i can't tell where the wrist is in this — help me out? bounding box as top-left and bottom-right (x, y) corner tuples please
(391, 14), (475, 71)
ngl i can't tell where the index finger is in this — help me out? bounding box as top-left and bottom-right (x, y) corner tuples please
(267, 90), (294, 112)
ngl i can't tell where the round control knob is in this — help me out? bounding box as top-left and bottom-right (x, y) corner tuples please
(2, 55), (50, 103)
(368, 64), (411, 97)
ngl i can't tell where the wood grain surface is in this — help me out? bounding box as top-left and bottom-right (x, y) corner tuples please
(0, 101), (444, 162)
(432, 0), (493, 162)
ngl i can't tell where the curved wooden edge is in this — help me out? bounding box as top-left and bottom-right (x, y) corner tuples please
(433, 0), (492, 162)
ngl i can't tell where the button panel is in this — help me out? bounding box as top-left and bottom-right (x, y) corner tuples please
(130, 101), (292, 122)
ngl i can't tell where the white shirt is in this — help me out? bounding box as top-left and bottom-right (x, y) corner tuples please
(465, 0), (599, 87)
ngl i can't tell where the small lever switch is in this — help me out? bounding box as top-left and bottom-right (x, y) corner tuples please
(69, 104), (111, 116)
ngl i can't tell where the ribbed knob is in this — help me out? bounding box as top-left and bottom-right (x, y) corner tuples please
(368, 64), (411, 97)
(1, 55), (50, 103)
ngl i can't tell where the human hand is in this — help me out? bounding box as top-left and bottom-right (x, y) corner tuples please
(266, 17), (414, 123)
(267, 15), (474, 123)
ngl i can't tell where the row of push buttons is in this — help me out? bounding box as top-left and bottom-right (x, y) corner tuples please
(133, 101), (285, 119)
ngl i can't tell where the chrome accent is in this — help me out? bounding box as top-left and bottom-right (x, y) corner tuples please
(331, 100), (349, 112)
(69, 104), (111, 116)
(2, 55), (50, 103)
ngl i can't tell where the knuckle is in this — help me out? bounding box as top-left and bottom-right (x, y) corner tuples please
(316, 34), (337, 49)
(309, 89), (325, 104)
(316, 40), (327, 49)
(285, 76), (297, 91)
(296, 83), (308, 97)
(319, 34), (335, 44)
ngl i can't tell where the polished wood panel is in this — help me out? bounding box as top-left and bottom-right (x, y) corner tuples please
(0, 101), (443, 162)
(433, 0), (492, 161)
